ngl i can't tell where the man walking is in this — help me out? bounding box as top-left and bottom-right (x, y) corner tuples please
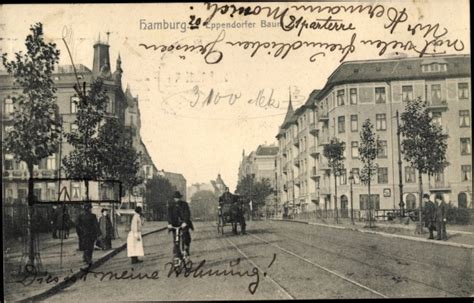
(77, 203), (100, 266)
(98, 208), (113, 250)
(422, 193), (436, 240)
(167, 191), (194, 259)
(435, 194), (448, 240)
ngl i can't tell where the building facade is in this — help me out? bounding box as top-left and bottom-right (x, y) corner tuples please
(158, 169), (187, 201)
(276, 55), (472, 216)
(1, 38), (158, 215)
(238, 145), (279, 187)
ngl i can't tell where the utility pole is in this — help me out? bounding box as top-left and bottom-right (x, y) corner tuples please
(396, 111), (405, 217)
(349, 170), (354, 224)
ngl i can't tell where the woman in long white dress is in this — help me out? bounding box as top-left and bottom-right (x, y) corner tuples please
(127, 206), (144, 264)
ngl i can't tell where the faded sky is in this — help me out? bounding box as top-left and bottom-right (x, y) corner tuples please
(0, 2), (470, 191)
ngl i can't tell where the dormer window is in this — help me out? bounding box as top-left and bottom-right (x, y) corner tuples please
(422, 62), (448, 73)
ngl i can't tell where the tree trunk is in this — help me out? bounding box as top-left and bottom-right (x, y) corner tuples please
(368, 172), (373, 228)
(27, 161), (35, 267)
(334, 173), (339, 224)
(418, 170), (424, 234)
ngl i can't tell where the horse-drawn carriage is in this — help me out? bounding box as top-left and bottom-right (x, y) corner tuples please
(216, 192), (246, 235)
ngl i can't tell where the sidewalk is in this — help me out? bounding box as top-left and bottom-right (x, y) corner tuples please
(278, 216), (474, 247)
(4, 220), (166, 302)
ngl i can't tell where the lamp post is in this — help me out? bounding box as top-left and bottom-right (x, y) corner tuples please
(349, 170), (354, 225)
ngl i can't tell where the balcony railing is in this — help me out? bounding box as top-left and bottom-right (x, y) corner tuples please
(294, 176), (301, 186)
(309, 122), (318, 135)
(318, 135), (330, 146)
(310, 192), (318, 201)
(283, 184), (288, 191)
(428, 99), (448, 110)
(293, 140), (300, 147)
(318, 112), (329, 121)
(319, 161), (331, 172)
(429, 181), (451, 191)
(309, 145), (319, 157)
(282, 164), (288, 174)
(293, 157), (300, 167)
(310, 166), (319, 179)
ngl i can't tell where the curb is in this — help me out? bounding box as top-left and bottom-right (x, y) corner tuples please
(19, 226), (167, 303)
(274, 219), (474, 249)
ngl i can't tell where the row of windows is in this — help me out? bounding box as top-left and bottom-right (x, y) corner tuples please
(3, 96), (116, 115)
(329, 165), (472, 186)
(335, 110), (471, 135)
(328, 82), (469, 109)
(4, 154), (56, 170)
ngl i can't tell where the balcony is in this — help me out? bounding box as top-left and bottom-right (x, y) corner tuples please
(428, 99), (448, 111)
(309, 122), (318, 135)
(282, 164), (288, 174)
(318, 135), (330, 146)
(429, 181), (451, 191)
(3, 170), (28, 179)
(283, 184), (288, 192)
(309, 145), (319, 157)
(310, 192), (318, 201)
(318, 112), (329, 122)
(319, 161), (331, 172)
(298, 128), (306, 138)
(293, 139), (300, 147)
(294, 176), (301, 186)
(282, 149), (287, 157)
(293, 157), (300, 167)
(310, 166), (319, 179)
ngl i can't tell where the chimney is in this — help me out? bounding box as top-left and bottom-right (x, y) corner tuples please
(92, 34), (111, 77)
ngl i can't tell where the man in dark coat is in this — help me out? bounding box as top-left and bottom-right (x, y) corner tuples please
(435, 193), (448, 240)
(76, 203), (100, 265)
(167, 191), (194, 258)
(98, 208), (113, 250)
(422, 193), (436, 239)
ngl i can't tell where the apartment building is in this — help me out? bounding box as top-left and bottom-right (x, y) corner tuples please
(276, 55), (471, 215)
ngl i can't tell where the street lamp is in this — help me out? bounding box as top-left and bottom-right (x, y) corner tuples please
(349, 170), (354, 225)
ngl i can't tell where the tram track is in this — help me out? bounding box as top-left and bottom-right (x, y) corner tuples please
(216, 223), (388, 299)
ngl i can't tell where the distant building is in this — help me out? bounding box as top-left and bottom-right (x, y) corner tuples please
(159, 170), (187, 200)
(187, 182), (215, 200)
(211, 174), (227, 197)
(238, 144), (279, 188)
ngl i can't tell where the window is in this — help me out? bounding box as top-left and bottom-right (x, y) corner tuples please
(337, 89), (345, 106)
(461, 138), (471, 155)
(351, 141), (359, 158)
(432, 112), (442, 126)
(377, 140), (387, 158)
(402, 85), (413, 102)
(459, 110), (470, 127)
(376, 114), (387, 130)
(349, 88), (357, 104)
(458, 83), (469, 99)
(106, 99), (115, 114)
(360, 194), (380, 210)
(38, 158), (47, 170)
(461, 165), (472, 181)
(377, 167), (388, 184)
(4, 98), (14, 114)
(339, 169), (347, 185)
(375, 87), (386, 104)
(71, 182), (81, 200)
(46, 154), (56, 170)
(70, 123), (78, 133)
(431, 84), (441, 103)
(70, 96), (79, 113)
(4, 154), (14, 170)
(33, 188), (42, 201)
(406, 193), (416, 209)
(405, 167), (416, 183)
(350, 115), (358, 132)
(351, 168), (360, 184)
(338, 116), (345, 133)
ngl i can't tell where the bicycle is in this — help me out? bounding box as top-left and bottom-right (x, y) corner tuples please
(168, 226), (190, 269)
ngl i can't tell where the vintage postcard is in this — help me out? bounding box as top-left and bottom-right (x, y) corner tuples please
(1, 1), (472, 301)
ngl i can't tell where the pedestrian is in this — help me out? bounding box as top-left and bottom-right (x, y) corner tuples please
(422, 193), (436, 239)
(98, 208), (113, 250)
(167, 191), (194, 259)
(435, 193), (448, 240)
(127, 206), (144, 264)
(76, 203), (100, 266)
(51, 205), (58, 239)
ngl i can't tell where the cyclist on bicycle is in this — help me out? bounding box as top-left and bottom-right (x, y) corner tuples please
(167, 191), (194, 258)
